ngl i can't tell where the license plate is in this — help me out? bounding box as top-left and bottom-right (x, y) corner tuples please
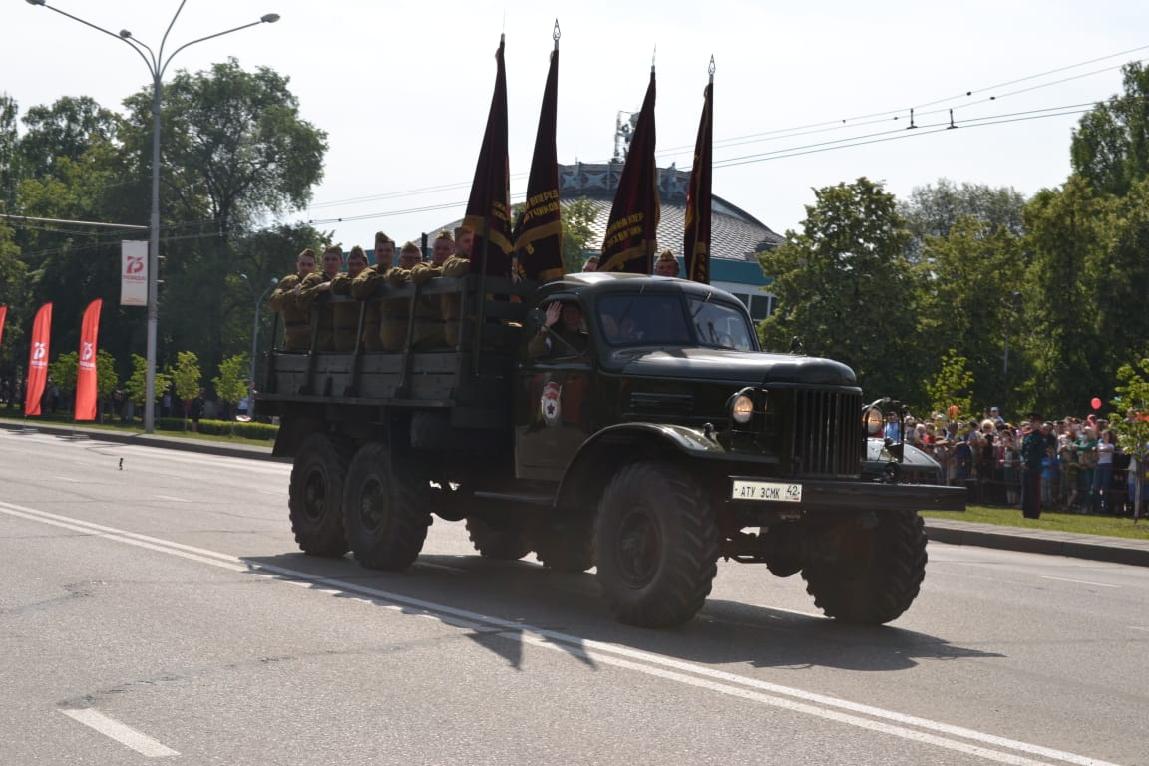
(731, 480), (803, 503)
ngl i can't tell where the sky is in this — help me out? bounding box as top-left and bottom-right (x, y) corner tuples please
(2, 0), (1147, 251)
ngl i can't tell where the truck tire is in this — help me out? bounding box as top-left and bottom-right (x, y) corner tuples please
(801, 510), (927, 625)
(465, 517), (532, 561)
(595, 461), (719, 627)
(288, 433), (351, 557)
(343, 442), (432, 571)
(533, 519), (595, 573)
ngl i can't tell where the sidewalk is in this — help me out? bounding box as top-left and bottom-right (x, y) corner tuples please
(924, 517), (1149, 568)
(4, 416), (1147, 568)
(0, 417), (282, 462)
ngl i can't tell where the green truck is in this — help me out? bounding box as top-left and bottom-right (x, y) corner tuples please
(257, 271), (964, 628)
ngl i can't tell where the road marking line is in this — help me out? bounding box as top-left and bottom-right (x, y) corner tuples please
(415, 561), (467, 575)
(1040, 575), (1120, 589)
(54, 476), (83, 483)
(154, 495), (190, 503)
(2, 500), (1117, 766)
(60, 708), (179, 757)
(1130, 626), (1149, 632)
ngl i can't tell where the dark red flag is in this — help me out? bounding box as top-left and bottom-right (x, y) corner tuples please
(684, 69), (713, 284)
(514, 39), (563, 282)
(24, 302), (52, 416)
(463, 35), (513, 277)
(0, 304), (6, 347)
(600, 69), (659, 274)
(74, 299), (103, 421)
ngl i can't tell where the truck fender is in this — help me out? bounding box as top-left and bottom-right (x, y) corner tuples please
(555, 422), (727, 513)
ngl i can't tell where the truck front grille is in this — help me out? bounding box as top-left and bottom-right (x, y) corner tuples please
(792, 389), (863, 477)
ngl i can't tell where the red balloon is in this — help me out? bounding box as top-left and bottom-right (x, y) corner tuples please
(1090, 397), (1102, 411)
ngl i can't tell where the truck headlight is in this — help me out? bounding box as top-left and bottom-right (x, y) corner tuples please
(864, 406), (884, 436)
(730, 393), (754, 424)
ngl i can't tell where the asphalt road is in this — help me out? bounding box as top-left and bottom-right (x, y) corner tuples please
(1, 429), (1146, 766)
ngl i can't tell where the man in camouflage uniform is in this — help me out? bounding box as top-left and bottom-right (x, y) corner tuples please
(330, 245), (370, 351)
(268, 248), (317, 351)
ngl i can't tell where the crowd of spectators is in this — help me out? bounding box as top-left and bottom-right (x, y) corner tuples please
(890, 407), (1146, 517)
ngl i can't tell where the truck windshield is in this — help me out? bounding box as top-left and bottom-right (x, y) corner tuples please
(597, 293), (756, 350)
(686, 297), (757, 351)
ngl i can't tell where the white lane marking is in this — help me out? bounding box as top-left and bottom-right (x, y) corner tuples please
(1040, 575), (1120, 589)
(1130, 626), (1149, 633)
(60, 708), (179, 758)
(54, 476), (83, 483)
(2, 501), (1118, 766)
(153, 495), (190, 504)
(415, 561), (467, 575)
(738, 602), (826, 620)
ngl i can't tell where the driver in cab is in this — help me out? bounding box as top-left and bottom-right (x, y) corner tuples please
(528, 300), (589, 358)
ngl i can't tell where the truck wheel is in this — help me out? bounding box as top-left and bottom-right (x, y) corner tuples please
(288, 433), (351, 557)
(801, 510), (927, 625)
(533, 519), (595, 573)
(343, 442), (431, 571)
(595, 461), (719, 627)
(465, 517), (532, 561)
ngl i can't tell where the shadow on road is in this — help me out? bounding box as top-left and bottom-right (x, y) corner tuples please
(239, 551), (1004, 675)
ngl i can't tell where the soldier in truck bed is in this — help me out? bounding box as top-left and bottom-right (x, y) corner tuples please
(269, 248), (317, 351)
(294, 245), (344, 350)
(330, 245), (370, 351)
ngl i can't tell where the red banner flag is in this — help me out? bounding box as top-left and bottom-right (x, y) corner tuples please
(0, 304), (7, 347)
(24, 302), (52, 417)
(684, 68), (713, 284)
(514, 38), (564, 282)
(74, 299), (103, 421)
(600, 69), (659, 274)
(463, 35), (513, 277)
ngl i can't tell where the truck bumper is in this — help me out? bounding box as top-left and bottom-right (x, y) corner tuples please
(728, 475), (966, 514)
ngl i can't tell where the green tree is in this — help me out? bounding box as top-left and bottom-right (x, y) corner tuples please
(168, 351), (202, 426)
(212, 353), (249, 409)
(0, 221), (27, 364)
(49, 350), (78, 392)
(925, 349), (975, 421)
(900, 179), (1027, 261)
(121, 59), (328, 374)
(19, 95), (117, 180)
(758, 178), (921, 401)
(1021, 177), (1109, 414)
(95, 349), (118, 423)
(0, 94), (20, 209)
(562, 196), (598, 273)
(1071, 61), (1149, 196)
(125, 353), (171, 410)
(915, 217), (1025, 412)
(1111, 357), (1149, 520)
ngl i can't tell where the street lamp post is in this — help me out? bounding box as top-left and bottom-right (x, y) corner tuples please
(25, 0), (279, 433)
(239, 274), (278, 417)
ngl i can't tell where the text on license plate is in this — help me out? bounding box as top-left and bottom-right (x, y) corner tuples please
(731, 480), (803, 503)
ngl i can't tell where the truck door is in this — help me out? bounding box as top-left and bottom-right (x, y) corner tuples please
(515, 295), (594, 482)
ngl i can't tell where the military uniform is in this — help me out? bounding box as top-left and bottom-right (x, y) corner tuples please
(349, 267), (384, 351)
(329, 272), (365, 352)
(410, 262), (447, 349)
(440, 255), (471, 348)
(377, 266), (415, 351)
(295, 272), (335, 351)
(269, 273), (310, 351)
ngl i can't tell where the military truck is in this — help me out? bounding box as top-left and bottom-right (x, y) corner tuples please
(257, 271), (964, 628)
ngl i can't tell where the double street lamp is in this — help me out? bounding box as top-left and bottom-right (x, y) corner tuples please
(25, 0), (279, 433)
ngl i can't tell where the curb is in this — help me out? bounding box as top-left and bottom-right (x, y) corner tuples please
(0, 420), (286, 463)
(925, 522), (1149, 568)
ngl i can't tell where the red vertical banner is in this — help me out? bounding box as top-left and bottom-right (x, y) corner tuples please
(600, 68), (659, 274)
(74, 299), (103, 421)
(24, 302), (52, 417)
(0, 304), (7, 347)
